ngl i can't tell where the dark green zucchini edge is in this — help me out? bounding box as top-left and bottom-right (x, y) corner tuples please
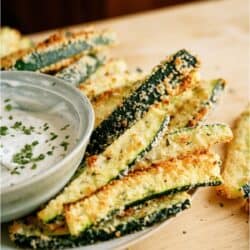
(117, 115), (170, 178)
(206, 78), (225, 106)
(11, 197), (190, 249)
(185, 78), (226, 128)
(55, 54), (106, 86)
(86, 49), (200, 156)
(126, 180), (221, 208)
(11, 31), (115, 71)
(242, 184), (250, 198)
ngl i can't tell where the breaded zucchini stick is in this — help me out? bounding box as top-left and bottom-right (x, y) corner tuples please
(1, 28), (116, 72)
(218, 105), (250, 199)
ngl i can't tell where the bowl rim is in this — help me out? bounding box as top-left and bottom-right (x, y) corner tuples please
(0, 71), (95, 194)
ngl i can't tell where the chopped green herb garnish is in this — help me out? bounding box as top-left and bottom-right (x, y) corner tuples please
(60, 124), (70, 130)
(36, 154), (45, 161)
(136, 67), (143, 73)
(65, 135), (70, 139)
(60, 141), (69, 151)
(0, 126), (8, 136)
(31, 163), (37, 170)
(13, 153), (30, 164)
(47, 151), (53, 156)
(8, 115), (13, 120)
(32, 141), (39, 146)
(12, 142), (45, 166)
(4, 98), (10, 103)
(43, 122), (49, 131)
(50, 132), (58, 141)
(10, 168), (20, 175)
(22, 126), (33, 135)
(12, 121), (22, 129)
(11, 123), (35, 134)
(5, 104), (12, 111)
(43, 125), (49, 131)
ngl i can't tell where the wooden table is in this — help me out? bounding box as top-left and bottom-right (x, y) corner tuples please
(30, 0), (249, 249)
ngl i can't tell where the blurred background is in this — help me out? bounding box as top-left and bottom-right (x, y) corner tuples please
(2, 0), (204, 34)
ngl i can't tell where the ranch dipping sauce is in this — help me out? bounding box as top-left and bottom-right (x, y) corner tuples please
(0, 96), (77, 189)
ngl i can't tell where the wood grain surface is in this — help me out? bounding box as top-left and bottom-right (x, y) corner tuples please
(29, 0), (249, 249)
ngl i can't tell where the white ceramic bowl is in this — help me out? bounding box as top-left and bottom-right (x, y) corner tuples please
(0, 71), (94, 222)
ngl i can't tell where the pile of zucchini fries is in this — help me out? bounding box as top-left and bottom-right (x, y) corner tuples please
(2, 27), (234, 249)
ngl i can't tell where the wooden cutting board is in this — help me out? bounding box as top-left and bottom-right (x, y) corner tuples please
(29, 0), (249, 249)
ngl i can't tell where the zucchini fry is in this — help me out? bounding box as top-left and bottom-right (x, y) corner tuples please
(86, 49), (200, 156)
(65, 152), (222, 236)
(10, 193), (190, 249)
(1, 28), (116, 72)
(78, 58), (143, 100)
(135, 124), (232, 169)
(218, 105), (250, 199)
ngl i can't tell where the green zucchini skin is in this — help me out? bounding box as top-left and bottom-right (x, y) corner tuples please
(3, 30), (115, 71)
(37, 105), (170, 223)
(55, 54), (106, 86)
(208, 78), (225, 104)
(85, 49), (200, 156)
(186, 78), (226, 127)
(10, 194), (191, 249)
(242, 184), (250, 198)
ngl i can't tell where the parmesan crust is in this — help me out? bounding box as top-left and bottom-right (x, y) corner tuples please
(218, 105), (250, 199)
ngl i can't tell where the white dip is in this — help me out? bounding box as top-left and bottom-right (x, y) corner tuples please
(0, 97), (77, 189)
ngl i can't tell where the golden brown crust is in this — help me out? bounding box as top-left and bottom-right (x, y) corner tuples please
(217, 105), (250, 199)
(65, 151), (217, 207)
(1, 27), (115, 71)
(164, 71), (199, 96)
(40, 54), (81, 73)
(0, 48), (31, 69)
(187, 107), (208, 127)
